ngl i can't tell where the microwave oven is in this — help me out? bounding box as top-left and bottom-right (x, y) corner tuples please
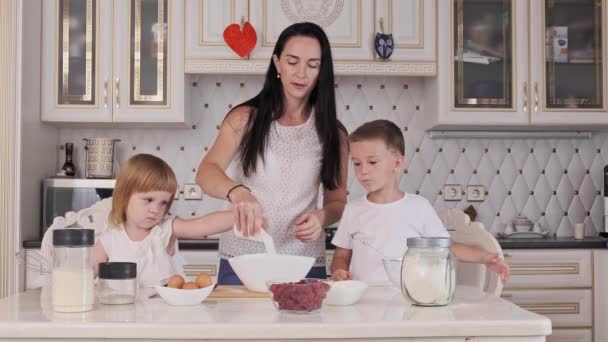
(42, 178), (115, 234)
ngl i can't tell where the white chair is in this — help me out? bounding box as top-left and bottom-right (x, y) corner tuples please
(440, 208), (504, 296)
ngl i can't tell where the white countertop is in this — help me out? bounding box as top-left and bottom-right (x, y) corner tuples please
(0, 286), (551, 341)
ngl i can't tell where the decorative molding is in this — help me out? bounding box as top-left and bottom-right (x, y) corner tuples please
(185, 59), (436, 76)
(0, 0), (19, 298)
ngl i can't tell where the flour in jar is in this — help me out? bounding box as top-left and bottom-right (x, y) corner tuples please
(52, 269), (95, 312)
(402, 253), (455, 304)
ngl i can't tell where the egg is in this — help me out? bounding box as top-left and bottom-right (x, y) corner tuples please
(182, 282), (200, 289)
(167, 274), (185, 289)
(195, 272), (213, 288)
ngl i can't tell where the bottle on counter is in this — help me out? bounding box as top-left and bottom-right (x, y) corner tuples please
(401, 237), (455, 306)
(52, 228), (95, 312)
(98, 262), (137, 305)
(61, 142), (75, 177)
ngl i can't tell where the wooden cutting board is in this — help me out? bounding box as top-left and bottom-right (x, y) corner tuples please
(208, 285), (269, 299)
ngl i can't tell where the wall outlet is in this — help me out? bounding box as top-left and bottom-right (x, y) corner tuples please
(467, 185), (485, 202)
(183, 184), (203, 200)
(443, 184), (462, 201)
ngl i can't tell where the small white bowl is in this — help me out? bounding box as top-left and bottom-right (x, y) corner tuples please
(324, 280), (368, 306)
(154, 283), (215, 306)
(229, 254), (314, 293)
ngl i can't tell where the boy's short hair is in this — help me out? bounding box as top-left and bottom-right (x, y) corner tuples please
(109, 154), (178, 226)
(349, 120), (405, 156)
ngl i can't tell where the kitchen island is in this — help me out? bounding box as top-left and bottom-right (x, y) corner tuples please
(0, 286), (551, 341)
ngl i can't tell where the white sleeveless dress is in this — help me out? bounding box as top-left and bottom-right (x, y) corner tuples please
(218, 114), (326, 266)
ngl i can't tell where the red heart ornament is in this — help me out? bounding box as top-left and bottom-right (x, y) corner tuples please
(223, 22), (257, 58)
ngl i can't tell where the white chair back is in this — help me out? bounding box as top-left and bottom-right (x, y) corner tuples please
(440, 208), (503, 296)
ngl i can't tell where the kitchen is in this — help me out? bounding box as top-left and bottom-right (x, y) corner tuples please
(2, 0), (608, 340)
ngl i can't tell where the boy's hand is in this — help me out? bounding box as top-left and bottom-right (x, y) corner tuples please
(483, 254), (511, 284)
(294, 210), (323, 243)
(331, 269), (352, 281)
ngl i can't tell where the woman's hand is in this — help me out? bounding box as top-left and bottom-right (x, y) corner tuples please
(482, 254), (511, 284)
(294, 209), (324, 243)
(230, 187), (264, 237)
(331, 269), (352, 281)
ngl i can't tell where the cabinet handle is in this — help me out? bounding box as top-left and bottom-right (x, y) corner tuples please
(115, 78), (120, 108)
(103, 79), (108, 108)
(503, 253), (512, 258)
(523, 82), (527, 112)
(501, 293), (513, 298)
(534, 82), (538, 112)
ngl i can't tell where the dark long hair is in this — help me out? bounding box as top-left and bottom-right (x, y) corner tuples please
(233, 22), (344, 190)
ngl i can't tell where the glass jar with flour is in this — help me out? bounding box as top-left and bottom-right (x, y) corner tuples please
(401, 237), (455, 306)
(52, 228), (95, 312)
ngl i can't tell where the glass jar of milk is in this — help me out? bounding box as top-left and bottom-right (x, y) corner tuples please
(52, 228), (95, 312)
(401, 237), (455, 306)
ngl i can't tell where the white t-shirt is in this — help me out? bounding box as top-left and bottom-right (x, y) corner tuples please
(331, 194), (449, 285)
(98, 216), (184, 288)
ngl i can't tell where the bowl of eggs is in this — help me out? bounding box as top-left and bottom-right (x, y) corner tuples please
(154, 272), (215, 306)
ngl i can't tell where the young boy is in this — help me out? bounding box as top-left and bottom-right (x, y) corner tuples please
(331, 120), (510, 285)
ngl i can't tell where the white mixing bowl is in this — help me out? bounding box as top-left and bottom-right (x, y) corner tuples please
(229, 254), (314, 292)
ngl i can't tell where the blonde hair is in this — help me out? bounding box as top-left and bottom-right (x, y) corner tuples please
(109, 154), (178, 226)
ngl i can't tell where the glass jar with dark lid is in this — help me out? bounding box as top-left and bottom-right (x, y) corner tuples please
(98, 262), (137, 305)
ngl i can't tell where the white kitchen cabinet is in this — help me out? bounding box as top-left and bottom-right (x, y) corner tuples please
(185, 0), (436, 76)
(373, 0), (435, 62)
(185, 0), (249, 60)
(424, 0), (608, 129)
(42, 0), (188, 125)
(502, 249), (603, 342)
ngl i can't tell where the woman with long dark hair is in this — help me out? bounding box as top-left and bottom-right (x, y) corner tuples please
(196, 22), (348, 284)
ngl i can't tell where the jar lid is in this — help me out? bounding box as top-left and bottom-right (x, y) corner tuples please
(98, 262), (137, 279)
(407, 237), (451, 248)
(53, 229), (95, 247)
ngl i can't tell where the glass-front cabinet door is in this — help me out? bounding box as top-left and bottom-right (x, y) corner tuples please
(113, 0), (185, 123)
(42, 0), (113, 122)
(440, 0), (528, 125)
(530, 0), (607, 124)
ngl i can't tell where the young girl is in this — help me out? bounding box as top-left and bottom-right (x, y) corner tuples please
(94, 154), (233, 287)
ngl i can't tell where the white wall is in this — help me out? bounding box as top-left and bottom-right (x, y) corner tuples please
(20, 0), (59, 241)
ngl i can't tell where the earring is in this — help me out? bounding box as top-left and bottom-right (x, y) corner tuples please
(277, 73), (280, 79)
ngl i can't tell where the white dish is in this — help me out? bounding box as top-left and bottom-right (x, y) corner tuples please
(154, 283), (215, 306)
(497, 231), (550, 239)
(324, 280), (368, 306)
(229, 254), (314, 293)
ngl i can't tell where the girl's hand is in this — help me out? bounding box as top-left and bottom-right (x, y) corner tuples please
(294, 209), (324, 243)
(483, 254), (511, 284)
(331, 269), (352, 281)
(230, 187), (264, 237)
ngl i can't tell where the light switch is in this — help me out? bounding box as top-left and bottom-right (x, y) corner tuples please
(443, 185), (462, 201)
(467, 185), (485, 202)
(183, 184), (203, 200)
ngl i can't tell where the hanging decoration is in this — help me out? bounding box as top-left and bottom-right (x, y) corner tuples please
(223, 17), (257, 58)
(375, 18), (394, 60)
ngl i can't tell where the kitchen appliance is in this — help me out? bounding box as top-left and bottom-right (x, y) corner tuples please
(42, 178), (115, 235)
(83, 138), (120, 178)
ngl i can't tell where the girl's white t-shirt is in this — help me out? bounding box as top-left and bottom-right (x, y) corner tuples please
(331, 194), (449, 285)
(98, 216), (184, 287)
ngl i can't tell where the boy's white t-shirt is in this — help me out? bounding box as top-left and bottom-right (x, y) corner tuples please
(98, 216), (184, 288)
(331, 194), (449, 285)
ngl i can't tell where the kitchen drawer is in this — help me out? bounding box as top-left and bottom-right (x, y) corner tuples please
(501, 289), (592, 328)
(180, 251), (219, 280)
(504, 250), (592, 288)
(548, 328), (592, 342)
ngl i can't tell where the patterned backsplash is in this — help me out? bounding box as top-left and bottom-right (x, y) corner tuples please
(59, 75), (608, 237)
